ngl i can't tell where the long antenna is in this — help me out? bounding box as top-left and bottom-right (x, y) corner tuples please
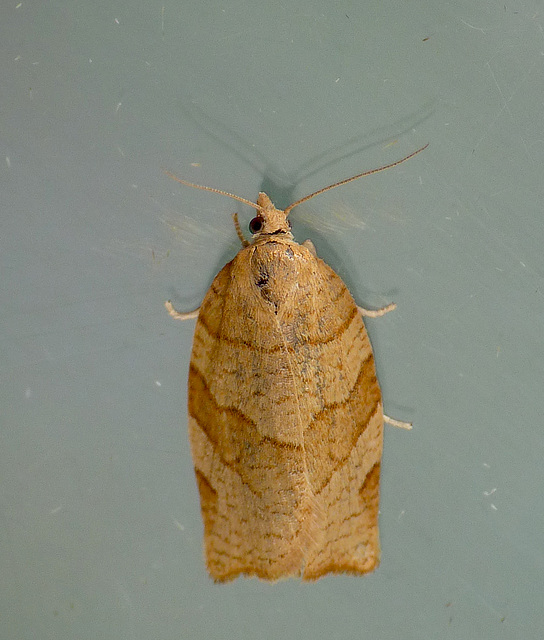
(163, 170), (264, 212)
(164, 143), (428, 216)
(283, 143), (428, 215)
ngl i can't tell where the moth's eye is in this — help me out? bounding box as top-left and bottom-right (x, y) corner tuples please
(249, 216), (264, 234)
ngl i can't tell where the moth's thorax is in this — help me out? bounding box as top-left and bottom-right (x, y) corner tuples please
(245, 237), (314, 313)
(251, 192), (293, 243)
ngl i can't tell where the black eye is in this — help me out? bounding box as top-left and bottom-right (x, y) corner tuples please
(249, 216), (264, 234)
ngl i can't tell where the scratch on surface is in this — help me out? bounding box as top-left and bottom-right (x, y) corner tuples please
(173, 517), (185, 531)
(455, 574), (505, 619)
(472, 58), (536, 153)
(459, 18), (488, 33)
(487, 63), (514, 120)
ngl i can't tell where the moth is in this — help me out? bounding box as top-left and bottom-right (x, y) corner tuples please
(165, 144), (426, 581)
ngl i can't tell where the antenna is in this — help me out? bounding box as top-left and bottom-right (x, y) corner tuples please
(164, 143), (428, 216)
(163, 170), (264, 212)
(283, 144), (428, 215)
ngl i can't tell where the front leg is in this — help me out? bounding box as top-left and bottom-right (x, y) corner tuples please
(302, 239), (396, 318)
(164, 300), (200, 321)
(358, 302), (396, 317)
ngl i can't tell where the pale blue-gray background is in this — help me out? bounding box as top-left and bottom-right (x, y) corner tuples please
(2, 1), (543, 638)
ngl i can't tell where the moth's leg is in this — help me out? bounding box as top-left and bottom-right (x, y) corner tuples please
(304, 238), (395, 317)
(358, 302), (396, 317)
(302, 239), (317, 256)
(233, 213), (250, 247)
(384, 414), (412, 430)
(164, 300), (200, 321)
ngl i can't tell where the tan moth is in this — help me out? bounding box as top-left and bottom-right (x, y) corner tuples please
(165, 144), (427, 581)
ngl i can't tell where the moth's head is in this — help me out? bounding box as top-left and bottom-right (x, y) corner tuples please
(248, 193), (293, 242)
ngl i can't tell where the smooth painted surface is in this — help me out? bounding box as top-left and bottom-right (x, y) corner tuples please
(1, 1), (543, 638)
